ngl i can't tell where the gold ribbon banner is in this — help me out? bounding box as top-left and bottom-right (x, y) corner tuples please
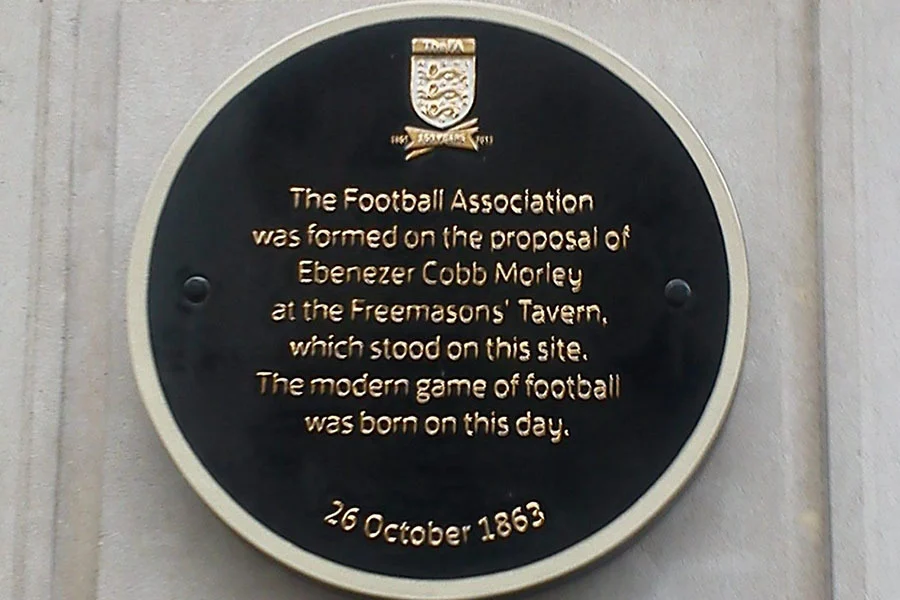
(404, 118), (479, 160)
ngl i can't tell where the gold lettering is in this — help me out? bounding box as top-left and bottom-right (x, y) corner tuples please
(517, 298), (606, 325)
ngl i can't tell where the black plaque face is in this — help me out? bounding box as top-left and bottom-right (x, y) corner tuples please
(128, 4), (748, 599)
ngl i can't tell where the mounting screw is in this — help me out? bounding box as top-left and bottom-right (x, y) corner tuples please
(183, 275), (210, 305)
(664, 278), (692, 307)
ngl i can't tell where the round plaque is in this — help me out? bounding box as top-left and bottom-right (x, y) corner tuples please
(128, 3), (748, 598)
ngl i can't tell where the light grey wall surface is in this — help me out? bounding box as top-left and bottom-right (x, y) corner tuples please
(1, 1), (896, 599)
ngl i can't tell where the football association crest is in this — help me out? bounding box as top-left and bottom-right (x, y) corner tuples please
(402, 37), (483, 160)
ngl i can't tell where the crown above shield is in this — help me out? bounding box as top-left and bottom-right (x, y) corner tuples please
(410, 38), (477, 129)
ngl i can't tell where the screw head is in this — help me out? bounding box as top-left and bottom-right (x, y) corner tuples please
(183, 275), (210, 305)
(664, 278), (692, 307)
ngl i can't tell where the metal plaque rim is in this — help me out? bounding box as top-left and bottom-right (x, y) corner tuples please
(126, 2), (750, 598)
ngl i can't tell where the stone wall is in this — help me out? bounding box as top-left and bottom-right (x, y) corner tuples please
(1, 1), (897, 598)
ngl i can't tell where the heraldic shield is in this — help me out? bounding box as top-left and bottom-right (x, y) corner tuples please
(410, 38), (476, 129)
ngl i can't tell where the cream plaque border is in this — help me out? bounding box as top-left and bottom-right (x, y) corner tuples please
(127, 3), (750, 598)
